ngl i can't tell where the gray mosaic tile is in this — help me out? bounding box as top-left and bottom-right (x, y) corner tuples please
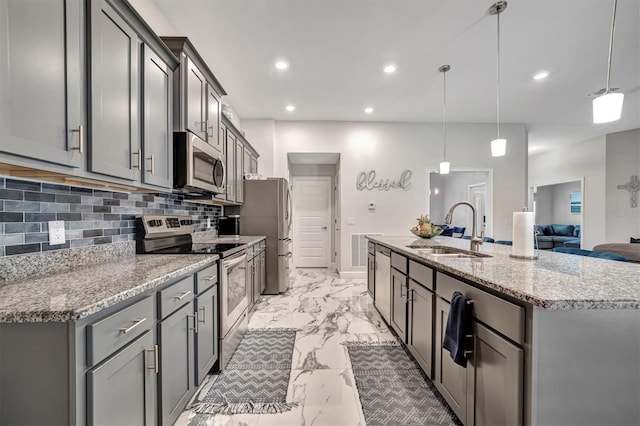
(24, 191), (55, 202)
(0, 234), (24, 246)
(41, 183), (70, 194)
(0, 189), (24, 200)
(5, 243), (40, 255)
(4, 223), (40, 234)
(25, 233), (49, 243)
(6, 179), (40, 192)
(40, 202), (70, 213)
(4, 201), (40, 212)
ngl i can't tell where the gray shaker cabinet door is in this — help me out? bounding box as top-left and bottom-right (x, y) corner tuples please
(225, 131), (235, 202)
(159, 301), (196, 426)
(206, 85), (222, 152)
(185, 57), (206, 141)
(235, 140), (244, 203)
(87, 330), (157, 426)
(89, 0), (140, 180)
(408, 280), (434, 378)
(196, 285), (218, 385)
(142, 44), (173, 189)
(0, 0), (83, 167)
(390, 268), (407, 343)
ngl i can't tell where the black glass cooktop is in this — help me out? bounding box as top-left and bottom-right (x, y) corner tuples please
(149, 242), (245, 256)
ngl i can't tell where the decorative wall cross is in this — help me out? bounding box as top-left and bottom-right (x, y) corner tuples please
(617, 175), (639, 208)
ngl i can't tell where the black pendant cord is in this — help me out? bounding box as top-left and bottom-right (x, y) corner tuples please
(496, 8), (501, 139)
(605, 0), (618, 93)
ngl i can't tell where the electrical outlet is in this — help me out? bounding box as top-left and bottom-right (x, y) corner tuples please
(206, 218), (211, 228)
(48, 220), (66, 245)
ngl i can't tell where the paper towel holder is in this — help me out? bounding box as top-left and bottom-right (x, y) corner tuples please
(509, 208), (539, 260)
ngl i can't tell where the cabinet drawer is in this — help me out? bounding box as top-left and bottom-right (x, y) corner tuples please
(158, 275), (195, 319)
(436, 272), (525, 345)
(391, 252), (407, 274)
(409, 260), (434, 291)
(87, 296), (154, 367)
(196, 263), (218, 294)
(367, 241), (375, 255)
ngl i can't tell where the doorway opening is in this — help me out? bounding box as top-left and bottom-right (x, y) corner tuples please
(427, 170), (493, 239)
(287, 153), (341, 271)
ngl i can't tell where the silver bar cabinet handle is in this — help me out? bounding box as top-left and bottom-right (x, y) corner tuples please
(119, 317), (147, 334)
(174, 290), (192, 300)
(70, 125), (83, 154)
(147, 344), (159, 373)
(188, 314), (198, 333)
(205, 275), (216, 282)
(198, 305), (206, 325)
(132, 150), (141, 169)
(147, 154), (154, 174)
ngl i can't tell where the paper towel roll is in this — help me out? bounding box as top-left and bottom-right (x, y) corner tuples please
(512, 212), (535, 258)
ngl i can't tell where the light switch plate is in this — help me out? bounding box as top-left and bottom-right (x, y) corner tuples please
(48, 220), (66, 245)
(347, 217), (356, 225)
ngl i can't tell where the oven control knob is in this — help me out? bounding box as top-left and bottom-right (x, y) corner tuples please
(180, 219), (193, 226)
(148, 219), (162, 227)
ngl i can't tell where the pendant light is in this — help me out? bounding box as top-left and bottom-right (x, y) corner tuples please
(489, 1), (507, 157)
(593, 0), (624, 123)
(439, 65), (451, 174)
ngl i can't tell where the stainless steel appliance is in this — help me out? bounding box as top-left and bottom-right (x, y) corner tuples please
(218, 215), (241, 237)
(135, 214), (247, 370)
(174, 131), (225, 195)
(236, 178), (292, 294)
(374, 245), (391, 324)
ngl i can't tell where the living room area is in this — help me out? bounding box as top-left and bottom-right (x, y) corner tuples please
(529, 128), (640, 262)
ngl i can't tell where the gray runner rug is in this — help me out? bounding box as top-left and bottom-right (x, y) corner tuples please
(345, 341), (460, 426)
(190, 328), (298, 415)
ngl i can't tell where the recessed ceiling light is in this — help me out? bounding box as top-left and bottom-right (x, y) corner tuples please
(383, 64), (397, 74)
(275, 60), (289, 70)
(285, 105), (296, 112)
(364, 107), (374, 114)
(533, 71), (549, 80)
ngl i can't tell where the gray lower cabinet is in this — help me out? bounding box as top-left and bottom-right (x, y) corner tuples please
(89, 0), (140, 180)
(367, 253), (375, 298)
(247, 253), (255, 309)
(158, 301), (196, 426)
(390, 267), (408, 342)
(87, 330), (157, 426)
(195, 284), (219, 385)
(142, 44), (173, 188)
(259, 246), (266, 294)
(434, 279), (524, 426)
(0, 0), (83, 168)
(407, 279), (434, 377)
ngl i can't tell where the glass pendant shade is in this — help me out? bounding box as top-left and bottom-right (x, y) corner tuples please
(593, 92), (624, 123)
(491, 138), (507, 157)
(439, 161), (450, 174)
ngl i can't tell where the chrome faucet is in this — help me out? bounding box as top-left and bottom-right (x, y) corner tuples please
(445, 201), (483, 252)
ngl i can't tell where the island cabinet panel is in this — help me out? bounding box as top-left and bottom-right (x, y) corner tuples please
(390, 267), (408, 342)
(0, 0), (83, 168)
(467, 321), (523, 426)
(407, 279), (434, 378)
(142, 45), (173, 189)
(89, 0), (140, 180)
(434, 297), (470, 423)
(87, 330), (157, 426)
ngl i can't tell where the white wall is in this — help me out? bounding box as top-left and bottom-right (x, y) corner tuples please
(262, 120), (527, 275)
(606, 129), (640, 242)
(529, 136), (606, 249)
(128, 0), (179, 35)
(534, 186), (554, 225)
(242, 120), (275, 176)
(551, 181), (582, 226)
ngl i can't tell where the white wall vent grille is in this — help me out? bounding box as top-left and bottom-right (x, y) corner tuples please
(351, 233), (383, 268)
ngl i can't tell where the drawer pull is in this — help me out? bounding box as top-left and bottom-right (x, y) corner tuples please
(147, 344), (159, 374)
(199, 305), (206, 324)
(464, 334), (474, 356)
(174, 290), (192, 300)
(189, 314), (198, 333)
(70, 125), (84, 153)
(204, 275), (217, 282)
(119, 318), (147, 334)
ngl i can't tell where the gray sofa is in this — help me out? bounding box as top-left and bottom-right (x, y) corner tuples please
(535, 224), (580, 249)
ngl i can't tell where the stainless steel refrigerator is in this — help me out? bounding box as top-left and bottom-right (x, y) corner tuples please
(237, 178), (292, 294)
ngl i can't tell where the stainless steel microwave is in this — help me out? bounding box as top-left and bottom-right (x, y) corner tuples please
(174, 131), (225, 195)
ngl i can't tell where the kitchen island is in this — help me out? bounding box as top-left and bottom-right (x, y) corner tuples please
(367, 235), (640, 426)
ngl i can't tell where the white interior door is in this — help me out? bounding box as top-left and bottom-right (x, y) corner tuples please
(293, 176), (331, 268)
(468, 183), (487, 237)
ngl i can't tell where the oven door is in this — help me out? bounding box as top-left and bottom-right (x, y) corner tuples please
(220, 252), (248, 337)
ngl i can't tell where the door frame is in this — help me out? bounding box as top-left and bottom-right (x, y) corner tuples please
(292, 175), (332, 268)
(468, 182), (489, 238)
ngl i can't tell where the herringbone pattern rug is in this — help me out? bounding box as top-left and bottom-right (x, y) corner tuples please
(346, 343), (460, 426)
(190, 329), (298, 415)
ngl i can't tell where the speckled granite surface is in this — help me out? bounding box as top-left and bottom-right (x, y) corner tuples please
(0, 241), (136, 281)
(368, 235), (640, 310)
(0, 254), (218, 323)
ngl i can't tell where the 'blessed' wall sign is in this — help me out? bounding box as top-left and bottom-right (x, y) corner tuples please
(356, 170), (412, 191)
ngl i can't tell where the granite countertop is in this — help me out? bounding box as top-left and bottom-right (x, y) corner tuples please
(369, 235), (640, 310)
(0, 254), (219, 323)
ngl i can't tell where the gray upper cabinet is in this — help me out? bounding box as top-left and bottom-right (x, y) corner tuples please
(185, 57), (207, 141)
(250, 155), (258, 174)
(235, 139), (244, 203)
(206, 86), (222, 152)
(142, 45), (173, 189)
(0, 0), (83, 168)
(225, 130), (236, 202)
(89, 0), (140, 180)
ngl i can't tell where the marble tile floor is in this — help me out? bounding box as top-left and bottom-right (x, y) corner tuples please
(174, 268), (413, 426)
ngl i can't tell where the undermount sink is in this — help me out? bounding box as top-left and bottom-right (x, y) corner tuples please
(406, 245), (492, 258)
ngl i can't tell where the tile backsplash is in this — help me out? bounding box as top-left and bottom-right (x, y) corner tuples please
(0, 176), (221, 257)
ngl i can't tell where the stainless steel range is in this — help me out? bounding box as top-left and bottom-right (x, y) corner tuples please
(136, 214), (248, 370)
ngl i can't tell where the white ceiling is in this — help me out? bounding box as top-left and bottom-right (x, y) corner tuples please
(150, 0), (640, 154)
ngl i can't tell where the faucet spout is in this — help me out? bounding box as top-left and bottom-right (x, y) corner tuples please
(445, 201), (483, 251)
